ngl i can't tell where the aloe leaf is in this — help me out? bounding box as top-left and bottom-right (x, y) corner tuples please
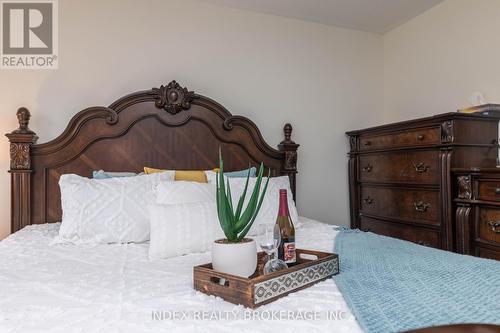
(234, 168), (251, 220)
(236, 170), (270, 237)
(217, 149), (229, 224)
(237, 177), (269, 242)
(235, 171), (262, 230)
(216, 172), (220, 219)
(226, 178), (235, 222)
(252, 169), (270, 221)
(234, 163), (264, 233)
(220, 184), (235, 232)
(216, 184), (232, 237)
(215, 149), (236, 241)
(218, 149), (225, 200)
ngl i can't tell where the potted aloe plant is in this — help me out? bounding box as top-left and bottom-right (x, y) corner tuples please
(212, 151), (270, 277)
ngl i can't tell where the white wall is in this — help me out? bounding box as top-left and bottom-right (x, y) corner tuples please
(384, 0), (500, 122)
(0, 0), (383, 238)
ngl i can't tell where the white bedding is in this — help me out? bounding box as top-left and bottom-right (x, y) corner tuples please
(0, 218), (362, 333)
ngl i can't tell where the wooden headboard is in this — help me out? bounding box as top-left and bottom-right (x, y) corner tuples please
(6, 80), (299, 234)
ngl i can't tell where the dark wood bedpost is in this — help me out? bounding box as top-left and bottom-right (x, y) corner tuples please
(278, 123), (299, 202)
(6, 108), (38, 233)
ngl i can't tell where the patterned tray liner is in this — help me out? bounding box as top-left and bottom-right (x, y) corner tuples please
(254, 257), (339, 304)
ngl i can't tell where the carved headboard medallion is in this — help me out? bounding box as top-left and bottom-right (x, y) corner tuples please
(152, 80), (195, 114)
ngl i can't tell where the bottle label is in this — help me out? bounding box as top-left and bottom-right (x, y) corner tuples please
(283, 242), (296, 263)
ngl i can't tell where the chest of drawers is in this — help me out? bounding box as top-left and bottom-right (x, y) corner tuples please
(347, 112), (500, 252)
(455, 169), (500, 259)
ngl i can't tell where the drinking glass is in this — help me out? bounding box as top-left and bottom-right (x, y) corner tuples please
(258, 224), (288, 274)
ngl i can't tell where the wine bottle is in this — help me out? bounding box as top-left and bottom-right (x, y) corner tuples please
(276, 189), (296, 265)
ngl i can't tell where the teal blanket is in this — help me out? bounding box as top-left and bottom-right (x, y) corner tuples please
(333, 229), (500, 333)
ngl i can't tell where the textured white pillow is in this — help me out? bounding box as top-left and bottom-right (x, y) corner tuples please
(57, 171), (174, 244)
(206, 174), (300, 234)
(154, 181), (215, 205)
(148, 202), (224, 260)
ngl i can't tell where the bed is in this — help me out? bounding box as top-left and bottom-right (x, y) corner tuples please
(3, 81), (499, 333)
(0, 217), (362, 333)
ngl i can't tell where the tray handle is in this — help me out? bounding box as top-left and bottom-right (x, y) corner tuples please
(209, 275), (230, 287)
(298, 252), (319, 261)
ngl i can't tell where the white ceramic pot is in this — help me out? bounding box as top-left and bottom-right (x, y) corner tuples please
(212, 239), (257, 278)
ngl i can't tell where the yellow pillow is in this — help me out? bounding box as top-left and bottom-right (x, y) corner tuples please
(144, 167), (165, 174)
(143, 167), (208, 183)
(174, 170), (208, 183)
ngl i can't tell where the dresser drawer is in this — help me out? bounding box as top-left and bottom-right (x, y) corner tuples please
(359, 127), (440, 151)
(360, 186), (439, 225)
(478, 180), (500, 201)
(475, 246), (500, 260)
(476, 207), (500, 246)
(359, 216), (441, 248)
(359, 150), (439, 184)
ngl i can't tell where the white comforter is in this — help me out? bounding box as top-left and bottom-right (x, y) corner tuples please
(0, 218), (362, 333)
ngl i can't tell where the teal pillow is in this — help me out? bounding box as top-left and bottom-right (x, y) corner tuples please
(92, 170), (138, 179)
(225, 167), (257, 178)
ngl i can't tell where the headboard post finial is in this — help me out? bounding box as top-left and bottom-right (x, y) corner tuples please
(278, 123), (299, 201)
(14, 107), (35, 134)
(6, 107), (38, 233)
(282, 123), (294, 144)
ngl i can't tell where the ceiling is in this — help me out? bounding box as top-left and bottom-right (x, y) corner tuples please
(199, 0), (444, 34)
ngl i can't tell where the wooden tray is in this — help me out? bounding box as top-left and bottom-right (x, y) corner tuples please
(193, 249), (339, 308)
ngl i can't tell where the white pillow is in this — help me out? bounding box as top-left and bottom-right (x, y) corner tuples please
(206, 174), (300, 235)
(57, 171), (174, 244)
(154, 181), (215, 205)
(148, 202), (224, 260)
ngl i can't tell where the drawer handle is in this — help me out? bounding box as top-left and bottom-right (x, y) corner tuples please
(487, 221), (500, 233)
(414, 201), (431, 212)
(362, 164), (373, 172)
(413, 162), (429, 173)
(416, 134), (425, 141)
(363, 140), (372, 146)
(495, 188), (500, 195)
(363, 197), (374, 205)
